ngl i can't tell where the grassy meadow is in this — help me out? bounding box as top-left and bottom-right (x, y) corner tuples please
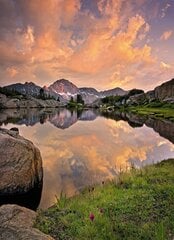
(35, 159), (174, 240)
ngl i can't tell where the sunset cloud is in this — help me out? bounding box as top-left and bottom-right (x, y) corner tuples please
(0, 0), (174, 90)
(160, 61), (171, 69)
(6, 67), (18, 77)
(160, 30), (173, 40)
(15, 25), (35, 53)
(68, 13), (153, 79)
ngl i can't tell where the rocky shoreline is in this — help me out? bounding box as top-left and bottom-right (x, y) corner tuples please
(0, 128), (56, 239)
(0, 204), (54, 239)
(0, 93), (65, 109)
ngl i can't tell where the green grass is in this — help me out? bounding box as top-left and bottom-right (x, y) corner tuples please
(128, 105), (174, 121)
(35, 159), (174, 240)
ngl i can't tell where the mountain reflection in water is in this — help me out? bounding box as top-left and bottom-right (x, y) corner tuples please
(0, 108), (98, 129)
(0, 108), (174, 209)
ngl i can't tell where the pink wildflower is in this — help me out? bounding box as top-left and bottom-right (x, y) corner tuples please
(89, 212), (95, 221)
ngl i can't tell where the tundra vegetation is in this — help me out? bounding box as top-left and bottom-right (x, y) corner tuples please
(35, 159), (174, 240)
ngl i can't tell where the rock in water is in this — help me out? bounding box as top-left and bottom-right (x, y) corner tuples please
(0, 204), (54, 239)
(0, 128), (43, 195)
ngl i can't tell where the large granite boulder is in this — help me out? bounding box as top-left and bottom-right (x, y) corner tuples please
(5, 98), (20, 108)
(146, 90), (156, 102)
(0, 128), (43, 195)
(154, 78), (174, 102)
(0, 93), (7, 105)
(126, 93), (147, 105)
(0, 94), (22, 108)
(0, 204), (54, 239)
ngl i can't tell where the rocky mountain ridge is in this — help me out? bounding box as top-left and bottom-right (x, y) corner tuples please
(1, 78), (174, 106)
(3, 79), (128, 104)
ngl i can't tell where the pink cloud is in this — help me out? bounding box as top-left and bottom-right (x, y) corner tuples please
(160, 30), (173, 40)
(0, 0), (173, 90)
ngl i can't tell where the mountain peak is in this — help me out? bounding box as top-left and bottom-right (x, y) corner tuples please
(49, 79), (78, 95)
(24, 81), (37, 86)
(100, 87), (128, 97)
(4, 81), (41, 96)
(52, 79), (76, 86)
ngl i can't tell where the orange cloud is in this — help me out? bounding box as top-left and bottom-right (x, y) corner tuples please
(160, 30), (173, 40)
(61, 0), (81, 26)
(68, 13), (153, 78)
(6, 67), (18, 77)
(160, 61), (171, 69)
(0, 0), (174, 90)
(15, 25), (35, 53)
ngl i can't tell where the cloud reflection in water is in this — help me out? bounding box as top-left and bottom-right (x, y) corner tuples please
(1, 108), (174, 208)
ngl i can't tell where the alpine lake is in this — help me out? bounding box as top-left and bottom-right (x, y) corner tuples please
(0, 107), (174, 210)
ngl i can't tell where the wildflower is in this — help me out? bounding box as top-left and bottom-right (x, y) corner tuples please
(89, 212), (95, 221)
(99, 208), (104, 214)
(89, 187), (95, 192)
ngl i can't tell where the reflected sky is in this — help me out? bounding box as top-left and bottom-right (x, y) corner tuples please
(1, 109), (174, 209)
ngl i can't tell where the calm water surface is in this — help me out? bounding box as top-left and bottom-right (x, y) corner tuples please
(1, 108), (174, 209)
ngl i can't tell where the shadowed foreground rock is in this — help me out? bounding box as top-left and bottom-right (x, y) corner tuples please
(0, 204), (54, 240)
(0, 128), (43, 195)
